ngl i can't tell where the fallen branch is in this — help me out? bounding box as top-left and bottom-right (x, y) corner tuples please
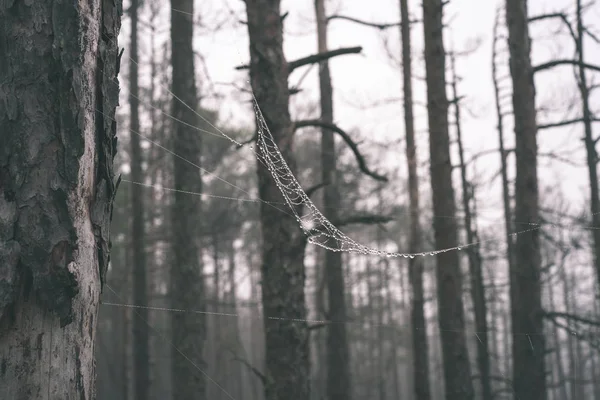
(294, 119), (387, 182)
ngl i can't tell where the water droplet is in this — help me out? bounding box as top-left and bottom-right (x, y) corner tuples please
(457, 247), (461, 250)
(409, 255), (415, 259)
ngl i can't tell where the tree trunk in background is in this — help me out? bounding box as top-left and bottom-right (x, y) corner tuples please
(492, 8), (515, 388)
(422, 1), (474, 398)
(450, 53), (492, 400)
(505, 0), (547, 398)
(314, 1), (353, 400)
(0, 0), (121, 398)
(170, 0), (206, 398)
(129, 1), (151, 399)
(547, 271), (568, 400)
(575, 0), (600, 296)
(400, 1), (432, 399)
(245, 1), (310, 400)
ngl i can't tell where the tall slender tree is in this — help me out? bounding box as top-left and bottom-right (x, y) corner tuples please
(422, 0), (474, 398)
(0, 0), (121, 398)
(170, 0), (206, 398)
(129, 1), (150, 399)
(450, 52), (493, 400)
(575, 0), (600, 294)
(505, 0), (547, 398)
(244, 1), (310, 400)
(399, 0), (432, 399)
(314, 1), (352, 400)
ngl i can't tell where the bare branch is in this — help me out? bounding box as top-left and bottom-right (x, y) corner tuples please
(294, 119), (387, 182)
(544, 310), (600, 327)
(306, 182), (328, 198)
(533, 59), (600, 73)
(308, 322), (328, 330)
(528, 12), (576, 42)
(336, 213), (394, 227)
(230, 353), (267, 386)
(235, 47), (363, 72)
(327, 14), (414, 30)
(287, 47), (363, 73)
(538, 116), (600, 129)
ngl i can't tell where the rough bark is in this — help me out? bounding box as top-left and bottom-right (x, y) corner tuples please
(170, 0), (206, 398)
(422, 0), (474, 398)
(244, 1), (310, 400)
(450, 53), (492, 400)
(314, 1), (352, 400)
(400, 0), (432, 399)
(505, 0), (547, 398)
(0, 0), (121, 398)
(128, 1), (150, 398)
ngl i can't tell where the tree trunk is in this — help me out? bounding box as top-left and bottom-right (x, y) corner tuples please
(170, 0), (206, 398)
(313, 1), (353, 400)
(449, 53), (493, 400)
(129, 1), (151, 398)
(547, 270), (568, 400)
(492, 8), (516, 390)
(0, 0), (121, 398)
(400, 0), (432, 399)
(422, 0), (474, 398)
(575, 0), (600, 296)
(244, 1), (310, 400)
(505, 0), (547, 398)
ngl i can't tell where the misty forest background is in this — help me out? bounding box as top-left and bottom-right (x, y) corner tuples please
(96, 0), (600, 399)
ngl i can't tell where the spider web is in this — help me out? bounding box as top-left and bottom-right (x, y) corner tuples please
(251, 96), (458, 258)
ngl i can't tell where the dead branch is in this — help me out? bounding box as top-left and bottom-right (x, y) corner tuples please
(528, 12), (576, 42)
(327, 15), (414, 29)
(336, 213), (394, 227)
(294, 119), (387, 182)
(230, 352), (267, 386)
(544, 310), (600, 327)
(287, 46), (363, 73)
(306, 182), (328, 198)
(538, 116), (600, 129)
(308, 322), (328, 330)
(533, 59), (600, 73)
(234, 46), (363, 72)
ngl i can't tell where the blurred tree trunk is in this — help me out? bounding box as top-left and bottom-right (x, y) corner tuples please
(547, 268), (568, 400)
(400, 0), (432, 398)
(314, 1), (352, 400)
(505, 0), (547, 398)
(450, 53), (492, 400)
(0, 0), (121, 398)
(129, 1), (151, 398)
(575, 0), (600, 295)
(244, 1), (310, 399)
(422, 0), (474, 398)
(385, 262), (402, 400)
(170, 0), (206, 398)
